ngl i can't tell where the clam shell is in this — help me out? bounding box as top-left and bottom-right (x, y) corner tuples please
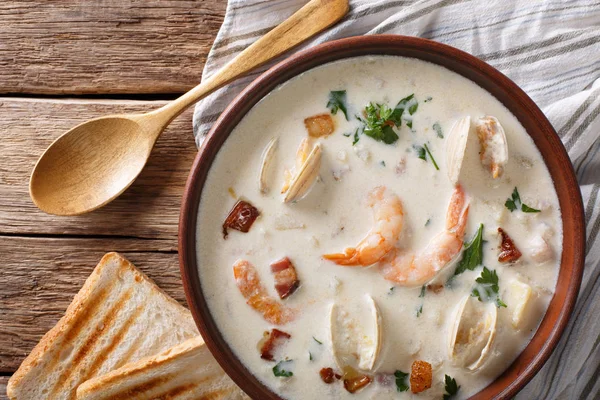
(283, 143), (322, 203)
(330, 295), (382, 372)
(445, 116), (471, 184)
(259, 137), (278, 194)
(475, 116), (508, 179)
(447, 295), (497, 371)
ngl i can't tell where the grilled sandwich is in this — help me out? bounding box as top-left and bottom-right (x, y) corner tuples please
(76, 336), (249, 400)
(7, 252), (199, 400)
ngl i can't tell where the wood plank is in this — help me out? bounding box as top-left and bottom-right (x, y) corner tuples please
(0, 0), (225, 94)
(0, 376), (8, 400)
(0, 98), (198, 239)
(0, 237), (186, 373)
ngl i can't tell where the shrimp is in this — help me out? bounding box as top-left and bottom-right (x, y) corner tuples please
(233, 259), (295, 325)
(323, 186), (404, 266)
(380, 185), (469, 287)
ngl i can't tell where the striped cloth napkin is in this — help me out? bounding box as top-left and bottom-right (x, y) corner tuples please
(193, 1), (600, 398)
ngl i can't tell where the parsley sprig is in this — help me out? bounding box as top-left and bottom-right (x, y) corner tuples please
(394, 370), (409, 392)
(358, 102), (399, 144)
(505, 187), (541, 213)
(453, 224), (485, 277)
(471, 267), (507, 308)
(412, 143), (439, 170)
(272, 360), (294, 377)
(443, 374), (460, 399)
(390, 94), (419, 128)
(355, 94), (419, 145)
(326, 90), (349, 120)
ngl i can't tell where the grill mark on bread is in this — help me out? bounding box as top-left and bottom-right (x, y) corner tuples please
(49, 288), (134, 398)
(80, 304), (144, 384)
(108, 375), (173, 400)
(106, 374), (217, 399)
(197, 388), (235, 400)
(43, 285), (112, 375)
(154, 382), (198, 399)
(114, 332), (145, 369)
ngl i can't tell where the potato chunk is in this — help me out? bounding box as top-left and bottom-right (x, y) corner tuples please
(304, 114), (335, 137)
(410, 360), (432, 394)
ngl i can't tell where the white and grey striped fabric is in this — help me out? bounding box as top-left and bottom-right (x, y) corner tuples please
(193, 1), (600, 398)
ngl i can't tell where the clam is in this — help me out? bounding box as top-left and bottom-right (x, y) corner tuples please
(476, 116), (508, 179)
(283, 142), (322, 203)
(448, 295), (497, 371)
(445, 116), (471, 184)
(505, 279), (533, 329)
(330, 295), (382, 372)
(258, 137), (278, 194)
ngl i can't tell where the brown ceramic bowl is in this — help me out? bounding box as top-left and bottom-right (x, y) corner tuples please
(179, 35), (585, 399)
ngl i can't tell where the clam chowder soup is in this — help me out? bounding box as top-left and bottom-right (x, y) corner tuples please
(196, 56), (562, 399)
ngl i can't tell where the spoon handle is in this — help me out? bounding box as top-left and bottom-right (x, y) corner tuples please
(150, 0), (348, 127)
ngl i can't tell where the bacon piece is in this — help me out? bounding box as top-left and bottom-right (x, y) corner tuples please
(222, 200), (260, 238)
(319, 367), (341, 384)
(304, 114), (335, 137)
(270, 257), (300, 299)
(259, 329), (291, 361)
(343, 375), (372, 393)
(426, 284), (444, 294)
(498, 227), (522, 262)
(410, 360), (432, 394)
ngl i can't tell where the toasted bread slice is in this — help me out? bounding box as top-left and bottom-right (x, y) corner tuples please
(7, 252), (199, 400)
(76, 336), (249, 400)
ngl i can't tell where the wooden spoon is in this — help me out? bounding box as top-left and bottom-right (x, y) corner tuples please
(30, 0), (349, 216)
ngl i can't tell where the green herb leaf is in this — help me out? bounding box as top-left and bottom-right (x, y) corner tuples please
(416, 304), (423, 317)
(505, 187), (521, 212)
(313, 337), (323, 345)
(453, 224), (485, 276)
(380, 160), (386, 167)
(327, 90), (349, 120)
(425, 218), (431, 226)
(424, 96), (433, 103)
(471, 267), (507, 308)
(389, 94), (418, 126)
(394, 370), (410, 392)
(359, 102), (399, 144)
(521, 203), (541, 213)
(505, 187), (541, 213)
(380, 124), (399, 144)
(388, 287), (395, 295)
(352, 129), (360, 145)
(505, 198), (517, 211)
(419, 285), (426, 298)
(443, 374), (460, 399)
(273, 360), (294, 377)
(309, 351), (313, 361)
(413, 144), (427, 161)
(496, 297), (508, 308)
(343, 132), (351, 137)
(433, 122), (444, 138)
(423, 143), (439, 170)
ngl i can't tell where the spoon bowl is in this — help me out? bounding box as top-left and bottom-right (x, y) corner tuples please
(30, 114), (158, 215)
(28, 0), (349, 216)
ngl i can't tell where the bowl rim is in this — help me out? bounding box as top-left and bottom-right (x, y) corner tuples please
(179, 34), (585, 400)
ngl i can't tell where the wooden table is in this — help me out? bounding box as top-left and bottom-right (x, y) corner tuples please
(0, 1), (226, 397)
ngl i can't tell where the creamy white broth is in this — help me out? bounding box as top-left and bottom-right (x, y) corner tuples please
(196, 56), (562, 399)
